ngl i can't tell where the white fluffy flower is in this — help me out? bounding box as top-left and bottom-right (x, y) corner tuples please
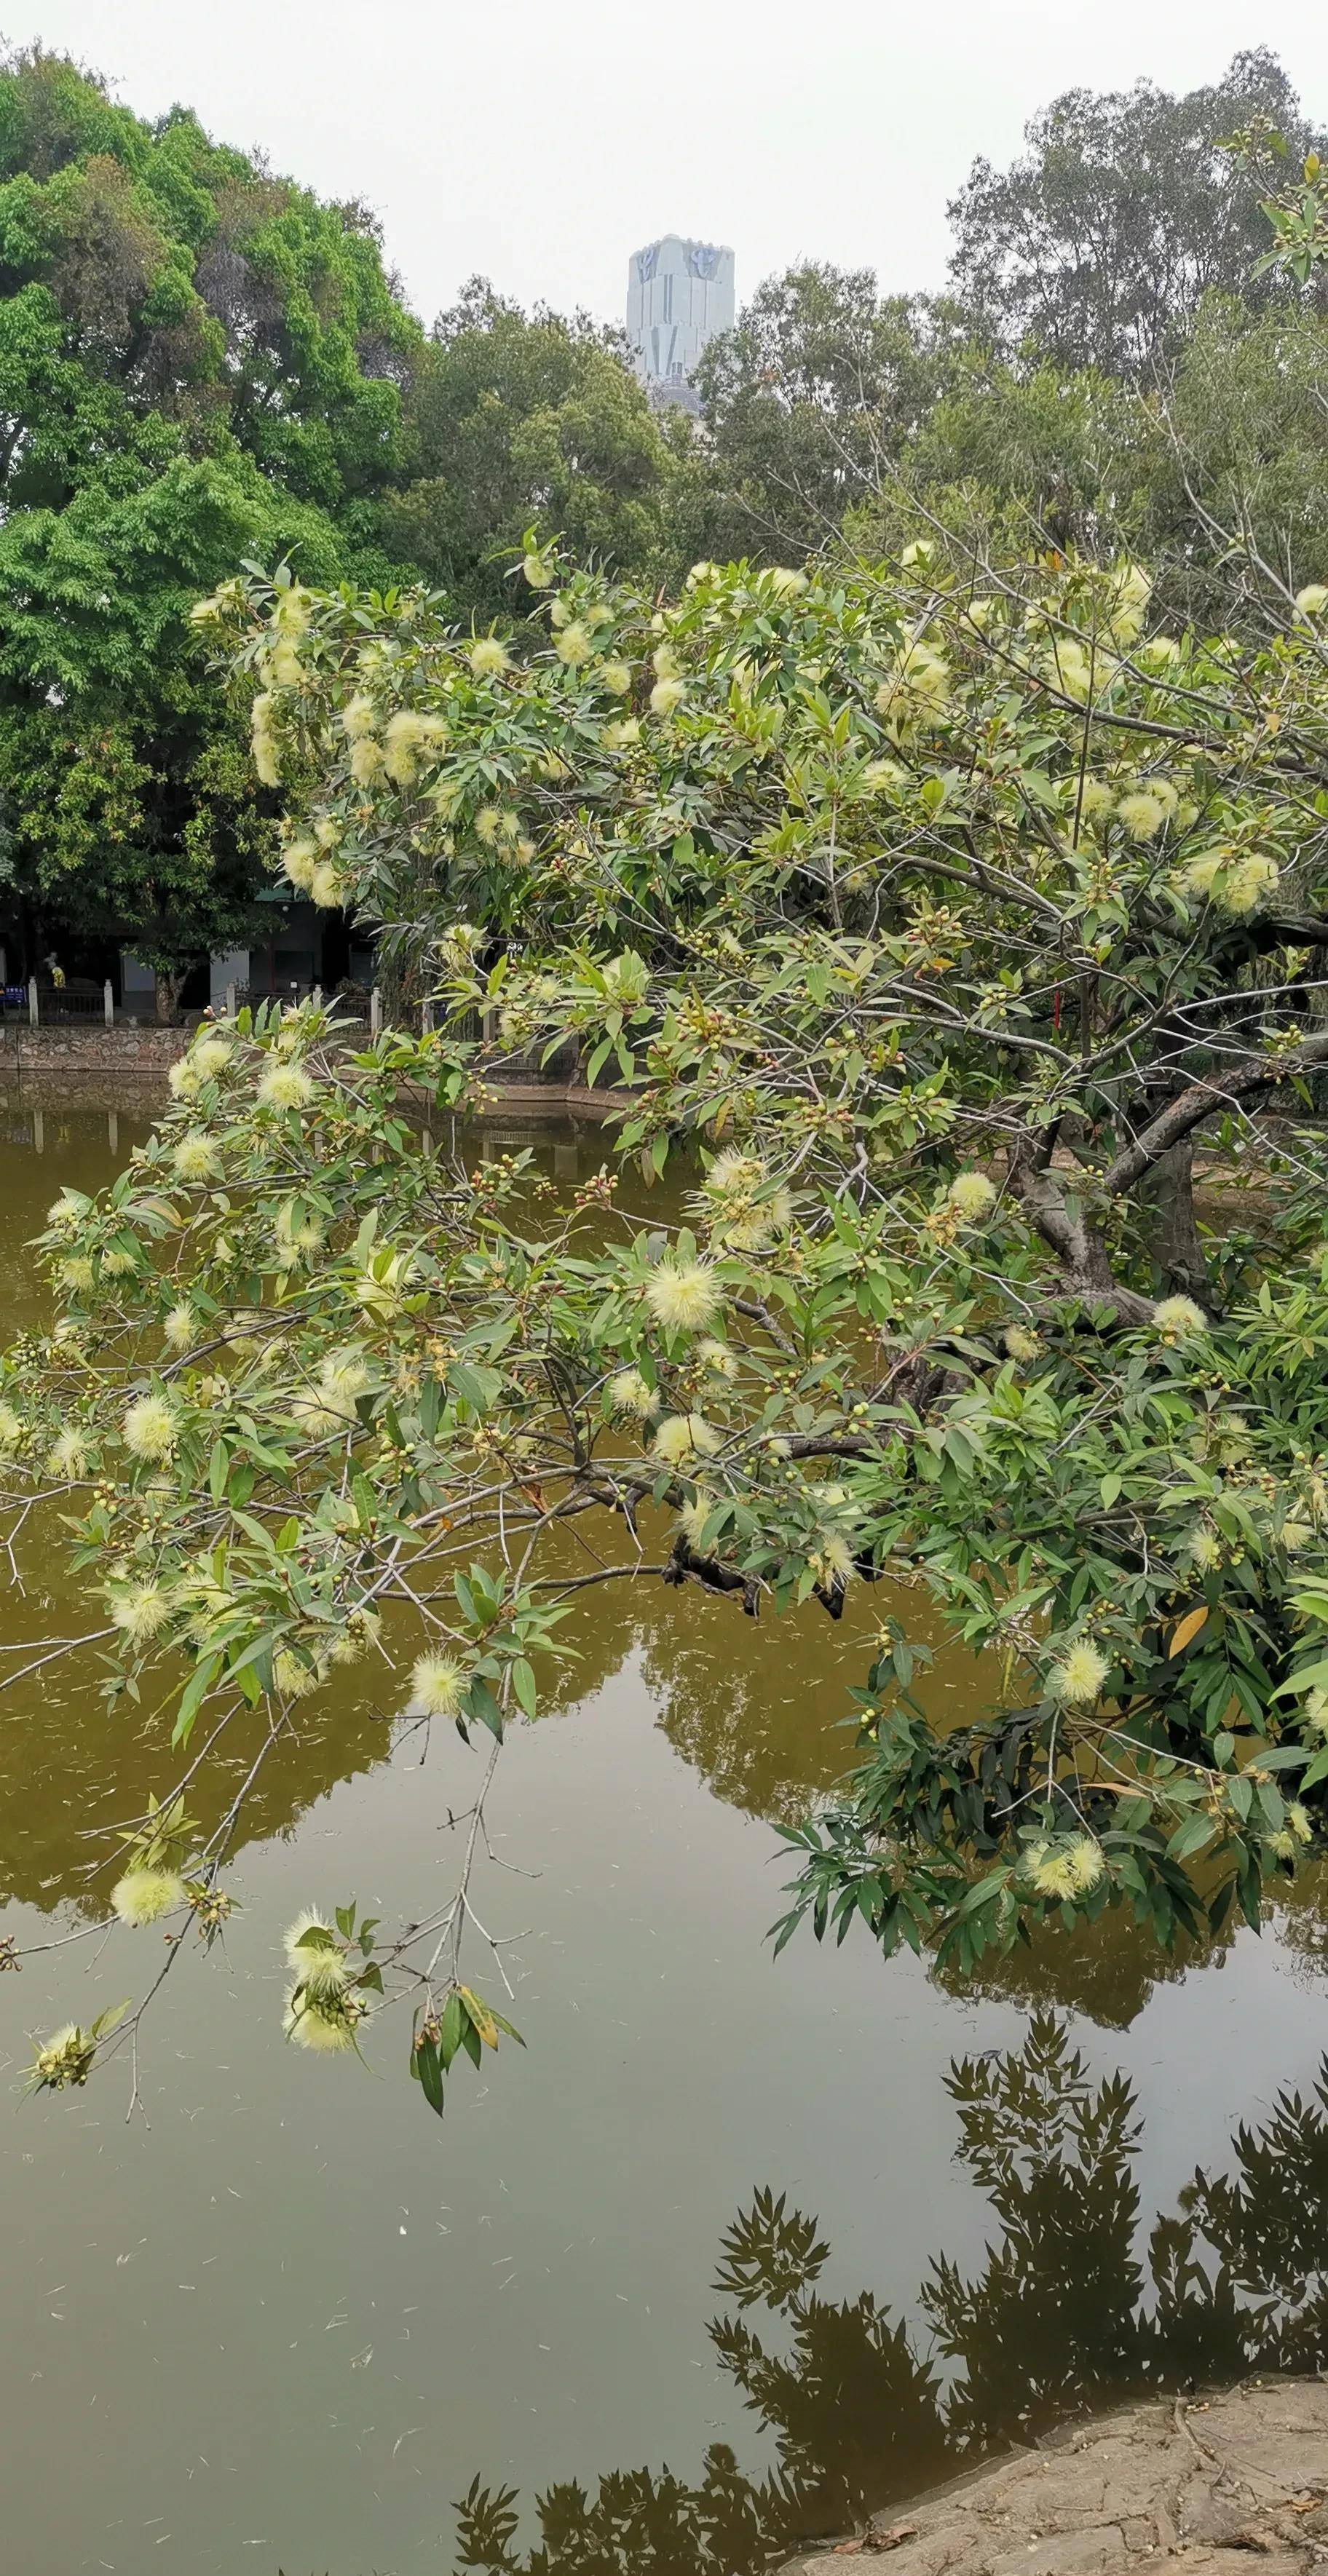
(258, 1061), (314, 1111)
(652, 1413), (721, 1466)
(607, 1368), (657, 1419)
(122, 1395), (179, 1461)
(172, 1132), (219, 1184)
(111, 1867), (186, 1926)
(470, 637), (510, 679)
(411, 1653), (467, 1719)
(947, 1172), (997, 1224)
(1048, 1641), (1111, 1706)
(644, 1259), (721, 1333)
(1153, 1295), (1207, 1339)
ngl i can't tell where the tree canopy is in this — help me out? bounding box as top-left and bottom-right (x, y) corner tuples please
(692, 265), (960, 561)
(946, 47), (1320, 375)
(0, 44), (416, 991)
(16, 36), (1328, 2117)
(12, 527), (1328, 2105)
(379, 280), (688, 624)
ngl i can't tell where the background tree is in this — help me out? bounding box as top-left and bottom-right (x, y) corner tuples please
(0, 443), (343, 1007)
(946, 48), (1320, 375)
(693, 263), (960, 560)
(0, 44), (418, 999)
(1138, 292), (1328, 615)
(379, 281), (686, 623)
(842, 352), (1151, 572)
(10, 38), (1328, 1021)
(845, 298), (1328, 625)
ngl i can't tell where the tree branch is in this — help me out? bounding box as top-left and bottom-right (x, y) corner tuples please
(1102, 1030), (1328, 1196)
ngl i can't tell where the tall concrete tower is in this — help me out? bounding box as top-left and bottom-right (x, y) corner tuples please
(625, 234), (735, 413)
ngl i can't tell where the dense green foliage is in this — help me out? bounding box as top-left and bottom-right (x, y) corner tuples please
(700, 55), (1328, 609)
(380, 280), (689, 625)
(946, 47), (1318, 373)
(0, 44), (415, 992)
(847, 290), (1328, 621)
(692, 266), (963, 562)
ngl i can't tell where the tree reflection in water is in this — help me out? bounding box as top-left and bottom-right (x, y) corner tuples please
(455, 2015), (1328, 2576)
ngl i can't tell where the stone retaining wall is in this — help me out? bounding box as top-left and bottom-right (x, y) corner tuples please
(0, 1025), (631, 1125)
(0, 1023), (191, 1074)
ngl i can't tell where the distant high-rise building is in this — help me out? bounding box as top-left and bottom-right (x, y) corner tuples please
(625, 234), (735, 413)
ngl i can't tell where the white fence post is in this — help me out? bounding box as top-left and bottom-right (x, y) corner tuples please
(370, 987), (382, 1038)
(225, 982), (237, 1020)
(420, 996), (434, 1035)
(27, 978), (37, 1029)
(103, 979), (114, 1029)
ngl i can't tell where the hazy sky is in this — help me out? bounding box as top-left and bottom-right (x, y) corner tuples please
(6, 1), (1327, 330)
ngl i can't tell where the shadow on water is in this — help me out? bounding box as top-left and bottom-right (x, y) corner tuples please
(451, 2014), (1328, 2576)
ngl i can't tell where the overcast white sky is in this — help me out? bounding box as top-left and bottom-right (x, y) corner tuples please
(4, 1), (1327, 329)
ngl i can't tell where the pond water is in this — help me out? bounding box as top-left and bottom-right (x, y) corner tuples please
(3, 1097), (1328, 2576)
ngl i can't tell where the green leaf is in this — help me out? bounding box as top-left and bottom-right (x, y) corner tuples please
(466, 1677), (505, 1740)
(172, 1652), (221, 1748)
(438, 1992), (465, 2071)
(1167, 1815), (1216, 1862)
(413, 2033), (445, 2116)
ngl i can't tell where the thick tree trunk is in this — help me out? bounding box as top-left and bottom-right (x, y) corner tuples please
(374, 951), (428, 1033)
(1140, 1138), (1211, 1305)
(154, 967), (183, 1023)
(1011, 1156), (1156, 1325)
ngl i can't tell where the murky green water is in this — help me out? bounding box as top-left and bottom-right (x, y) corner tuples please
(3, 1096), (1328, 2576)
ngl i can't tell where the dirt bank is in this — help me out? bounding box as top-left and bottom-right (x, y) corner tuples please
(785, 2381), (1328, 2575)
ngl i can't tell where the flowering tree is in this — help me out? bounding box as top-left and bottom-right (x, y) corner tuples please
(10, 532), (1328, 2107)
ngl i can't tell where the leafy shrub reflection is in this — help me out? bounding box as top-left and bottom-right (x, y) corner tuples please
(456, 2015), (1328, 2576)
